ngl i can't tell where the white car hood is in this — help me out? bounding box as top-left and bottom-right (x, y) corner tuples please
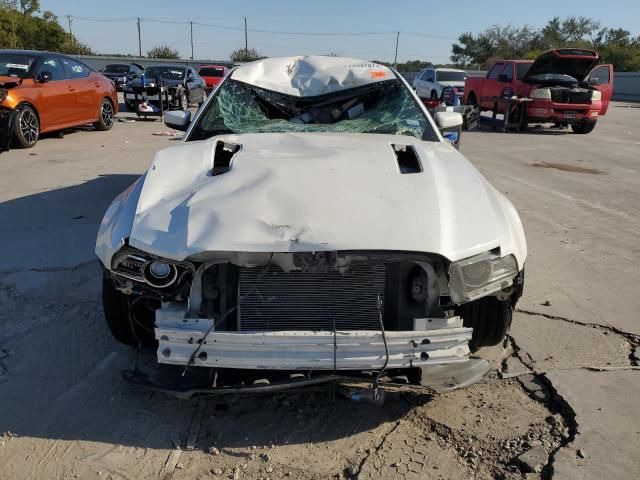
(438, 81), (465, 88)
(121, 132), (525, 266)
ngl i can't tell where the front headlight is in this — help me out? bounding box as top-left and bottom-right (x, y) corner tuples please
(449, 253), (518, 303)
(529, 88), (551, 100)
(591, 90), (602, 101)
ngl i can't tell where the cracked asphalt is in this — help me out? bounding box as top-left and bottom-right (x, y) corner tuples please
(0, 99), (639, 479)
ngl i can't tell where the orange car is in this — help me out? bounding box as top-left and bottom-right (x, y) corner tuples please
(0, 50), (118, 149)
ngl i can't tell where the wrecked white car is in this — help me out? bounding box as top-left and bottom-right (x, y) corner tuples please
(96, 56), (526, 394)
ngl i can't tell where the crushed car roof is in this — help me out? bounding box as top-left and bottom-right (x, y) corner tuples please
(230, 55), (395, 97)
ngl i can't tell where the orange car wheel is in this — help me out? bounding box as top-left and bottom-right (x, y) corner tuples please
(13, 105), (39, 148)
(94, 98), (115, 131)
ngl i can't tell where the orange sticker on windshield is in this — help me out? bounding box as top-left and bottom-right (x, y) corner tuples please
(370, 70), (387, 78)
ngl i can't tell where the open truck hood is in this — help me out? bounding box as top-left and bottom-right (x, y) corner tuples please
(118, 132), (524, 265)
(523, 48), (599, 83)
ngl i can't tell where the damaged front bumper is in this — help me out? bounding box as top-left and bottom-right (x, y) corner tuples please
(0, 108), (16, 152)
(155, 305), (472, 370)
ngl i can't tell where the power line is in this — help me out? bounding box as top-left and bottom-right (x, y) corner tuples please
(68, 15), (456, 39)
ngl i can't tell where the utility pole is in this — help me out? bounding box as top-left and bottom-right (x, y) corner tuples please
(244, 17), (248, 61)
(136, 17), (142, 57)
(66, 15), (74, 52)
(393, 31), (400, 67)
(190, 21), (194, 60)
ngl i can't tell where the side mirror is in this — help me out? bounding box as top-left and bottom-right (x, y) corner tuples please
(434, 112), (463, 149)
(497, 74), (509, 83)
(36, 71), (53, 83)
(164, 110), (191, 131)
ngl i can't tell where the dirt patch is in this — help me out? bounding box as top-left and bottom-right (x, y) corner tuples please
(528, 161), (605, 175)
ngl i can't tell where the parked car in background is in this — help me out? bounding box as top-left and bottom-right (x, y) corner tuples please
(123, 64), (206, 112)
(100, 63), (144, 91)
(0, 50), (117, 149)
(97, 56), (526, 393)
(413, 67), (468, 100)
(198, 65), (230, 93)
(463, 49), (613, 134)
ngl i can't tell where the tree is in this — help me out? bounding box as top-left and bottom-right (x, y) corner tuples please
(147, 44), (180, 59)
(0, 6), (93, 53)
(230, 48), (265, 62)
(450, 16), (640, 71)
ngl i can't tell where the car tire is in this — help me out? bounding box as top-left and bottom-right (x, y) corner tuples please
(125, 100), (135, 112)
(458, 296), (513, 351)
(430, 89), (438, 100)
(13, 104), (39, 148)
(102, 274), (158, 347)
(94, 98), (115, 131)
(178, 89), (188, 110)
(571, 121), (597, 134)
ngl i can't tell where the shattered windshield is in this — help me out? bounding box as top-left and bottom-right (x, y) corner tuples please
(188, 78), (436, 141)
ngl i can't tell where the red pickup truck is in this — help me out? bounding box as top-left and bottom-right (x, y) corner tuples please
(463, 49), (613, 134)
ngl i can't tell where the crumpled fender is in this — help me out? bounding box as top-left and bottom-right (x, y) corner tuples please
(95, 174), (146, 268)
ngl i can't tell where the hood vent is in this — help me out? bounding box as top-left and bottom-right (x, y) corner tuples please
(210, 141), (241, 176)
(392, 144), (422, 174)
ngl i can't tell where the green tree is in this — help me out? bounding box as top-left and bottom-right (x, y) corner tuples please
(0, 6), (93, 54)
(450, 16), (640, 71)
(230, 47), (265, 62)
(147, 44), (180, 59)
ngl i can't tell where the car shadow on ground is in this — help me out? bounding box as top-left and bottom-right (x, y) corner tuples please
(0, 174), (430, 451)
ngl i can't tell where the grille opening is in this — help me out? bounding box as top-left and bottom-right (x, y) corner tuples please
(238, 263), (387, 331)
(210, 141), (241, 176)
(391, 144), (422, 174)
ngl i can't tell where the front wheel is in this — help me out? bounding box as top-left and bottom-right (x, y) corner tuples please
(13, 105), (39, 148)
(94, 98), (115, 131)
(571, 121), (597, 134)
(199, 90), (207, 106)
(458, 296), (513, 351)
(102, 274), (159, 347)
(430, 89), (438, 100)
(178, 89), (188, 110)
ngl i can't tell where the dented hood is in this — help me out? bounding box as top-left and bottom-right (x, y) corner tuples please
(231, 56), (394, 97)
(0, 76), (22, 88)
(126, 133), (523, 264)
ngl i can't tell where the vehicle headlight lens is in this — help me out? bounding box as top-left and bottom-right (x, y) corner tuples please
(530, 88), (551, 100)
(591, 90), (602, 101)
(449, 253), (518, 303)
(149, 261), (172, 279)
(145, 261), (177, 288)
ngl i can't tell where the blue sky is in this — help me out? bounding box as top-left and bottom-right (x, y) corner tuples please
(40, 0), (640, 62)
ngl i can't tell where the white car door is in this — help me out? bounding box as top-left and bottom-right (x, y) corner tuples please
(413, 70), (425, 96)
(420, 69), (436, 99)
(416, 69), (432, 99)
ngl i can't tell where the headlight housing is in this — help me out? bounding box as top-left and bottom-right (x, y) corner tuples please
(591, 89), (602, 101)
(529, 88), (551, 100)
(448, 253), (518, 303)
(111, 251), (191, 290)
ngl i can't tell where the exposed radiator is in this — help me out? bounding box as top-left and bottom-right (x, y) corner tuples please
(238, 264), (386, 331)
